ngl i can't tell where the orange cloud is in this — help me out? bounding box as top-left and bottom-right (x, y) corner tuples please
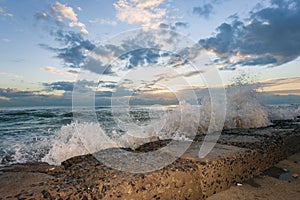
(260, 77), (300, 95)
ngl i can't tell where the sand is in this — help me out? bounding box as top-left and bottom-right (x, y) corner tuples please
(208, 152), (300, 200)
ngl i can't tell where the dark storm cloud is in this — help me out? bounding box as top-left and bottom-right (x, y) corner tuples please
(199, 0), (300, 69)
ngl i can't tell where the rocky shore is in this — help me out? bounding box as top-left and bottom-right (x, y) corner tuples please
(1, 119), (300, 199)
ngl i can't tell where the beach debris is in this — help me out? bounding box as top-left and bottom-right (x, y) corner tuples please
(279, 172), (294, 182)
(292, 173), (299, 179)
(237, 183), (242, 186)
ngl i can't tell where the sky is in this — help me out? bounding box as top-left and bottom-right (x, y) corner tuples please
(0, 0), (300, 107)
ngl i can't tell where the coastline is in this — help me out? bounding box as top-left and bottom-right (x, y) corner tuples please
(0, 119), (299, 199)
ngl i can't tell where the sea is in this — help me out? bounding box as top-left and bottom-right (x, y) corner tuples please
(0, 98), (299, 167)
(0, 105), (174, 166)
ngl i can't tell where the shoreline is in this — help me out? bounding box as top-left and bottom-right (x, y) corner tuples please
(0, 119), (300, 199)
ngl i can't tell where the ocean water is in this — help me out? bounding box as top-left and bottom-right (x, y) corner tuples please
(0, 105), (174, 166)
(1, 90), (299, 167)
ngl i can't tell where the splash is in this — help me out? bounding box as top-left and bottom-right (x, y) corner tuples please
(42, 83), (273, 166)
(42, 122), (117, 165)
(224, 84), (270, 129)
(42, 103), (200, 165)
(39, 76), (298, 165)
(267, 104), (300, 121)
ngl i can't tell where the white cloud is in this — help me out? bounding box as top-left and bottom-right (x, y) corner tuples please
(2, 38), (11, 43)
(51, 2), (77, 21)
(51, 2), (88, 34)
(80, 28), (89, 35)
(0, 72), (21, 78)
(113, 0), (166, 28)
(56, 15), (63, 22)
(0, 6), (13, 17)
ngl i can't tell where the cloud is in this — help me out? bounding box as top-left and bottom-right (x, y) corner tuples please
(119, 48), (161, 68)
(43, 80), (98, 94)
(40, 30), (96, 69)
(40, 28), (200, 80)
(51, 2), (77, 21)
(43, 2), (88, 34)
(42, 66), (77, 76)
(0, 72), (21, 79)
(159, 23), (169, 29)
(0, 87), (72, 107)
(43, 81), (74, 91)
(260, 77), (300, 95)
(88, 18), (117, 26)
(174, 21), (189, 28)
(113, 0), (166, 28)
(159, 21), (189, 30)
(193, 4), (214, 19)
(0, 7), (13, 17)
(0, 88), (38, 98)
(2, 38), (11, 43)
(199, 0), (300, 69)
(34, 11), (49, 20)
(193, 0), (225, 19)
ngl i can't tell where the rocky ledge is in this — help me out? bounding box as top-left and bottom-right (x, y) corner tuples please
(1, 120), (300, 200)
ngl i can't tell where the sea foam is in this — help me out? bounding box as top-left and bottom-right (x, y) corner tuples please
(41, 83), (293, 165)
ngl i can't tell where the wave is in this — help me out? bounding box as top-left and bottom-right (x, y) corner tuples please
(2, 84), (300, 166)
(38, 85), (262, 165)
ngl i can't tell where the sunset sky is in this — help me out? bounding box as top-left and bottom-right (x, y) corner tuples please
(0, 0), (299, 106)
